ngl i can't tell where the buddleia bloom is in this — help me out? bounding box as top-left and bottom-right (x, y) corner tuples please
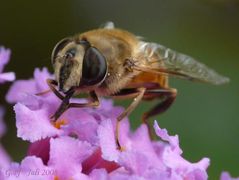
(2, 67), (238, 180)
(0, 47), (15, 84)
(1, 67), (211, 180)
(0, 107), (11, 169)
(0, 46), (14, 174)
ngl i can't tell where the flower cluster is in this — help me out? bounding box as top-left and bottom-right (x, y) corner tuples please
(3, 68), (211, 179)
(0, 47), (238, 179)
(0, 47), (14, 170)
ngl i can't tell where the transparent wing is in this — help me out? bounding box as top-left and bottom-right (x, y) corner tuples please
(100, 21), (115, 29)
(138, 42), (230, 85)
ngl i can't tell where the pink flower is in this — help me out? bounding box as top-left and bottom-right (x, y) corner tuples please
(2, 67), (213, 179)
(220, 172), (239, 180)
(6, 67), (53, 103)
(0, 45), (14, 169)
(0, 47), (15, 84)
(0, 107), (11, 169)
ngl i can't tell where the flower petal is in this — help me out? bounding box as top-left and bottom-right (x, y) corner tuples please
(0, 72), (15, 83)
(33, 67), (53, 91)
(118, 151), (150, 175)
(6, 80), (36, 103)
(48, 136), (93, 179)
(220, 172), (239, 180)
(89, 169), (108, 180)
(6, 67), (53, 103)
(154, 120), (209, 179)
(14, 102), (61, 142)
(118, 123), (166, 175)
(61, 108), (99, 143)
(143, 168), (170, 180)
(0, 47), (11, 73)
(0, 144), (11, 168)
(109, 168), (143, 180)
(153, 120), (182, 154)
(98, 119), (119, 162)
(2, 156), (54, 180)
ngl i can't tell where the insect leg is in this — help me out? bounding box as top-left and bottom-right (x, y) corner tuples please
(117, 88), (146, 120)
(46, 79), (65, 100)
(51, 88), (75, 120)
(142, 88), (177, 138)
(51, 91), (99, 121)
(68, 91), (100, 108)
(35, 79), (61, 97)
(35, 89), (52, 96)
(112, 88), (146, 150)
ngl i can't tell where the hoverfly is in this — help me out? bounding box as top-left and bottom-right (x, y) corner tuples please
(48, 22), (229, 147)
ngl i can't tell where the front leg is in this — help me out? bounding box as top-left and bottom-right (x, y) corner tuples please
(68, 91), (99, 108)
(51, 90), (99, 121)
(51, 88), (75, 121)
(35, 79), (64, 100)
(46, 79), (65, 100)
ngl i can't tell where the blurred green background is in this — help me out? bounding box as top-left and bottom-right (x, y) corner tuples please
(0, 0), (238, 179)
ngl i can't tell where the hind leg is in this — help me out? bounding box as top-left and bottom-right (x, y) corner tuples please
(142, 88), (177, 138)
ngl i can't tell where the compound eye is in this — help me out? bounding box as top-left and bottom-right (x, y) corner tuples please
(51, 38), (71, 64)
(81, 47), (107, 86)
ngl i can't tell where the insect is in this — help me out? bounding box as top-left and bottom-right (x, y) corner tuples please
(48, 22), (229, 147)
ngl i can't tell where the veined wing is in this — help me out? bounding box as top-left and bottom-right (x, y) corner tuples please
(138, 42), (230, 85)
